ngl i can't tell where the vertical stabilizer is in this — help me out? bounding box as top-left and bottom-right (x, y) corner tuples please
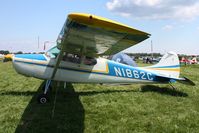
(146, 51), (180, 78)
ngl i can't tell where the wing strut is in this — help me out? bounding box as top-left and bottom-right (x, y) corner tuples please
(51, 44), (65, 80)
(37, 43), (67, 104)
(43, 44), (65, 96)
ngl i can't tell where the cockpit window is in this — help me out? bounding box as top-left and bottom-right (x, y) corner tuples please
(62, 52), (97, 65)
(62, 53), (81, 64)
(46, 46), (97, 65)
(84, 56), (97, 65)
(46, 46), (60, 58)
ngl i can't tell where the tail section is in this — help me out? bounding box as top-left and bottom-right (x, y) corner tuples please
(145, 52), (195, 86)
(146, 51), (180, 78)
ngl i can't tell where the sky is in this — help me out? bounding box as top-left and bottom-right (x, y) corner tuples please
(0, 0), (198, 55)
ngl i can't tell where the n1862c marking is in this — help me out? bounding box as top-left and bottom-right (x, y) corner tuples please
(114, 67), (153, 80)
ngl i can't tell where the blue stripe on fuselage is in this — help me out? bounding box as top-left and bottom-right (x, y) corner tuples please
(15, 54), (47, 61)
(14, 57), (171, 83)
(149, 65), (180, 68)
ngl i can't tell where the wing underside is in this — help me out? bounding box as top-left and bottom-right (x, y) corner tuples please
(57, 13), (150, 57)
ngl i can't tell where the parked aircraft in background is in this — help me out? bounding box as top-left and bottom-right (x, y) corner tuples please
(4, 54), (13, 62)
(0, 54), (4, 61)
(190, 57), (197, 64)
(180, 56), (198, 64)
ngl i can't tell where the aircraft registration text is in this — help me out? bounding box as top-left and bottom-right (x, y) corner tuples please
(113, 67), (154, 80)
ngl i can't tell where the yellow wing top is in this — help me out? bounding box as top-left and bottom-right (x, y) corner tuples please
(68, 13), (149, 36)
(57, 13), (150, 56)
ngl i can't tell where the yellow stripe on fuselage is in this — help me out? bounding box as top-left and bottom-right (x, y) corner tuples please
(15, 58), (109, 74)
(92, 63), (109, 74)
(146, 68), (180, 72)
(14, 58), (48, 65)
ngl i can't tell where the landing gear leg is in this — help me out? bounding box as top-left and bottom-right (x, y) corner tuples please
(169, 82), (177, 90)
(44, 80), (52, 94)
(37, 80), (52, 104)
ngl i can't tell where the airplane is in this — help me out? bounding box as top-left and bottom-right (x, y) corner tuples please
(12, 13), (195, 104)
(4, 54), (13, 62)
(180, 56), (198, 65)
(0, 54), (4, 61)
(190, 57), (197, 64)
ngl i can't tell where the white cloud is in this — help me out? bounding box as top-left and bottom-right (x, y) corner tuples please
(106, 0), (199, 20)
(162, 25), (173, 31)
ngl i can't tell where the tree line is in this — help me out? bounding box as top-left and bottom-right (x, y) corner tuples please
(0, 50), (45, 55)
(126, 53), (162, 58)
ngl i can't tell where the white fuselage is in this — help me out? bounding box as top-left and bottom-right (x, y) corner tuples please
(12, 54), (161, 84)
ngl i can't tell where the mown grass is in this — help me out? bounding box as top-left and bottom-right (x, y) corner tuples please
(0, 62), (198, 133)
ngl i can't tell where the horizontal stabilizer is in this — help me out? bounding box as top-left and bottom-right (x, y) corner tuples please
(177, 77), (196, 86)
(155, 75), (195, 86)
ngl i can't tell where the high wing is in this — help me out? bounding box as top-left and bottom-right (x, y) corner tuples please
(50, 13), (150, 80)
(57, 13), (150, 57)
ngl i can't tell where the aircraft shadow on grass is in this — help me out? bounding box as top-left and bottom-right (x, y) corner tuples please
(11, 83), (136, 133)
(0, 83), (188, 132)
(77, 89), (138, 96)
(0, 91), (36, 96)
(14, 82), (85, 133)
(0, 88), (138, 97)
(1, 85), (187, 98)
(141, 85), (188, 97)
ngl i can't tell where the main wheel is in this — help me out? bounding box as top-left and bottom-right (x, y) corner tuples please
(37, 94), (49, 104)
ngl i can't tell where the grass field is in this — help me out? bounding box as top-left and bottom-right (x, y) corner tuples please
(0, 62), (198, 133)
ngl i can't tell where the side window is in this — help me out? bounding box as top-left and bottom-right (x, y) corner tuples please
(62, 53), (81, 64)
(62, 53), (97, 66)
(83, 56), (97, 65)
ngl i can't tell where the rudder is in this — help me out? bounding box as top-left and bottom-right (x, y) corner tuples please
(146, 51), (180, 78)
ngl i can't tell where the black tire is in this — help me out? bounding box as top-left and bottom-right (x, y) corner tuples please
(37, 94), (49, 104)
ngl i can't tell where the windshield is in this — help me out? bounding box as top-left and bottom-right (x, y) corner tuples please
(46, 46), (60, 58)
